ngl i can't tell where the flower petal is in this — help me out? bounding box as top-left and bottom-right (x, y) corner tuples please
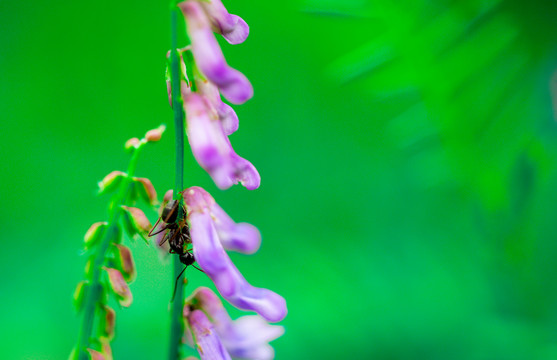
(190, 212), (287, 322)
(179, 1), (253, 104)
(189, 310), (232, 360)
(198, 0), (249, 45)
(189, 288), (284, 360)
(223, 316), (284, 360)
(184, 94), (259, 190)
(195, 78), (239, 135)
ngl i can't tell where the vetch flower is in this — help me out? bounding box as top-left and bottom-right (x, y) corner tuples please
(188, 309), (232, 360)
(196, 0), (249, 45)
(189, 287), (284, 360)
(185, 187), (287, 322)
(179, 0), (253, 104)
(184, 92), (260, 190)
(195, 76), (239, 135)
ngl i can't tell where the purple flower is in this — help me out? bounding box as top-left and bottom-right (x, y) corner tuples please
(185, 187), (287, 323)
(196, 0), (249, 45)
(178, 1), (253, 104)
(189, 287), (284, 360)
(183, 92), (260, 190)
(196, 77), (239, 135)
(187, 309), (232, 360)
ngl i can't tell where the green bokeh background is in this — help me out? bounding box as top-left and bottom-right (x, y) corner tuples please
(2, 0), (557, 359)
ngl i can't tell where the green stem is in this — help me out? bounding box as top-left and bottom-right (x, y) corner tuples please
(76, 142), (146, 360)
(168, 5), (186, 360)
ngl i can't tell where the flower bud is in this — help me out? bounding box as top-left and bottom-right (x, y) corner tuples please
(84, 222), (107, 250)
(121, 206), (152, 243)
(145, 124), (166, 142)
(98, 171), (126, 195)
(114, 244), (136, 283)
(105, 268), (133, 307)
(124, 137), (141, 151)
(132, 177), (158, 206)
(73, 281), (88, 312)
(87, 349), (105, 360)
(99, 305), (116, 341)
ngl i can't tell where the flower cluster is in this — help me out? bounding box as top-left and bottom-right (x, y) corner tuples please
(160, 1), (287, 359)
(174, 0), (260, 191)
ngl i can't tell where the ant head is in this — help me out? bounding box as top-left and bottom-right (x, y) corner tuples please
(162, 200), (179, 223)
(180, 252), (195, 266)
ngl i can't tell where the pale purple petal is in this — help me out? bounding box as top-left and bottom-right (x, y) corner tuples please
(190, 212), (287, 322)
(184, 93), (235, 190)
(179, 1), (253, 104)
(197, 0), (249, 45)
(229, 155), (260, 190)
(189, 310), (232, 360)
(210, 202), (261, 254)
(196, 78), (239, 135)
(184, 94), (260, 190)
(190, 288), (284, 360)
(223, 316), (284, 360)
(185, 187), (261, 253)
(190, 287), (232, 330)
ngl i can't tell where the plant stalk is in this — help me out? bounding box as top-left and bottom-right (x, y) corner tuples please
(168, 4), (186, 360)
(76, 143), (146, 360)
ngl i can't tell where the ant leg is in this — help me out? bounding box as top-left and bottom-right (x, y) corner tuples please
(165, 228), (180, 247)
(171, 266), (188, 302)
(158, 232), (171, 247)
(192, 265), (204, 273)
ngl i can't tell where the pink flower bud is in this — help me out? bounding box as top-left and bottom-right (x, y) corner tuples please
(133, 177), (158, 206)
(100, 305), (116, 341)
(125, 137), (141, 150)
(87, 349), (106, 360)
(98, 171), (126, 195)
(145, 124), (166, 142)
(105, 268), (133, 307)
(121, 206), (152, 242)
(115, 244), (136, 283)
(84, 222), (107, 250)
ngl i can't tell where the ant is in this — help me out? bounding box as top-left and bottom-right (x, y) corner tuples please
(148, 194), (203, 300)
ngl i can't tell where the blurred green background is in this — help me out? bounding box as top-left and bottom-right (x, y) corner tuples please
(2, 0), (557, 359)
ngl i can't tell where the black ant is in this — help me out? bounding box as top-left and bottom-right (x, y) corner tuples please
(148, 195), (203, 300)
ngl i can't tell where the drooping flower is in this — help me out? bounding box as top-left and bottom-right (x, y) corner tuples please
(183, 92), (260, 190)
(185, 186), (287, 323)
(195, 0), (249, 45)
(178, 0), (253, 104)
(188, 287), (284, 360)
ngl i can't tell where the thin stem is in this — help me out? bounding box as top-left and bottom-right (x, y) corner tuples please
(168, 5), (186, 360)
(76, 142), (146, 360)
